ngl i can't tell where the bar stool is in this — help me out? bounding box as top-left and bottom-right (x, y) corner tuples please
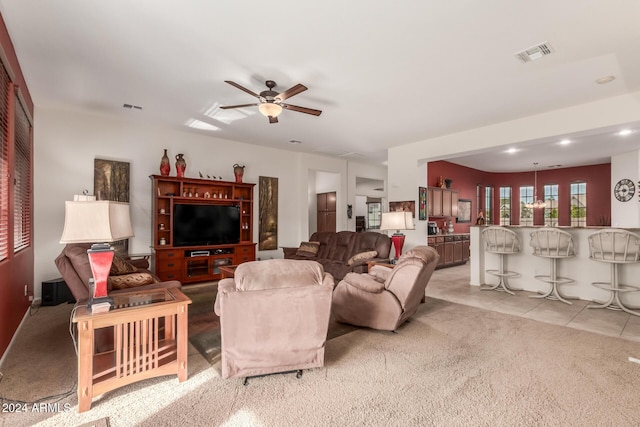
(588, 229), (640, 316)
(482, 226), (520, 295)
(529, 228), (576, 304)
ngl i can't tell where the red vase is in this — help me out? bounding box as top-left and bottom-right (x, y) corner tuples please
(175, 154), (186, 178)
(233, 164), (245, 183)
(159, 149), (170, 176)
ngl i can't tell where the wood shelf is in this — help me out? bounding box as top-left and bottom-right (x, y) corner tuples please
(150, 175), (256, 283)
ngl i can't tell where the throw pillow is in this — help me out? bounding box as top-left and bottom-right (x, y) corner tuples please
(108, 272), (156, 290)
(110, 254), (138, 276)
(296, 241), (320, 257)
(347, 250), (378, 266)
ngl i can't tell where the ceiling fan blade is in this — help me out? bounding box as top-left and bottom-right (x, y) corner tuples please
(282, 103), (322, 116)
(219, 103), (258, 109)
(224, 81), (260, 98)
(268, 116), (278, 124)
(275, 84), (307, 101)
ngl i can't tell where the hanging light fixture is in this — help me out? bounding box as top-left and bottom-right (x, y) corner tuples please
(525, 162), (546, 209)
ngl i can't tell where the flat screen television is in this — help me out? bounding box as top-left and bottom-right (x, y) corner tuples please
(173, 204), (240, 247)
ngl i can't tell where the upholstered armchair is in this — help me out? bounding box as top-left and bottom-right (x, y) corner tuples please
(332, 245), (439, 331)
(214, 259), (334, 381)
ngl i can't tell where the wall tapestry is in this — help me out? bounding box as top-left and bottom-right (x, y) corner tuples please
(94, 158), (130, 255)
(418, 187), (427, 220)
(259, 176), (278, 250)
(389, 200), (415, 218)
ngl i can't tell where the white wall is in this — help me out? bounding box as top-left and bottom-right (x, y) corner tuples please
(34, 106), (386, 299)
(611, 150), (640, 227)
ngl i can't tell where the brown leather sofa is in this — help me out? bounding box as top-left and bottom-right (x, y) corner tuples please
(283, 231), (392, 281)
(55, 243), (181, 302)
(331, 245), (439, 331)
(214, 259), (334, 381)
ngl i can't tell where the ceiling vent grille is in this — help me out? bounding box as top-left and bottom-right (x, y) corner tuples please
(514, 42), (555, 63)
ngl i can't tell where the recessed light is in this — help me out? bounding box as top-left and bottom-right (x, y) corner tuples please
(506, 148), (518, 154)
(595, 76), (616, 85)
(617, 129), (633, 136)
(560, 139), (571, 145)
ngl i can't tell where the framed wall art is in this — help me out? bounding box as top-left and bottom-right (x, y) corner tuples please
(457, 199), (472, 223)
(259, 176), (278, 250)
(389, 200), (415, 218)
(418, 187), (427, 220)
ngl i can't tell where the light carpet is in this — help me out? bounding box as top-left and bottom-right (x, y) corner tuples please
(1, 297), (639, 426)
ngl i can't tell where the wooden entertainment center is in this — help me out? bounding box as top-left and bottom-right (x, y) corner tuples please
(151, 175), (256, 283)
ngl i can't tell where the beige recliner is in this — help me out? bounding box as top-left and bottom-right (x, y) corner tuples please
(214, 259), (334, 381)
(331, 245), (439, 331)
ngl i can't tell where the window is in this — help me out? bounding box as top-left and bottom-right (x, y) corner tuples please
(13, 94), (32, 252)
(367, 201), (381, 229)
(499, 187), (511, 225)
(485, 186), (493, 224)
(520, 186), (533, 226)
(570, 182), (587, 227)
(543, 184), (558, 227)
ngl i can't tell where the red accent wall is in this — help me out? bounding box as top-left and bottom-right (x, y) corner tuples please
(428, 161), (611, 229)
(0, 13), (34, 358)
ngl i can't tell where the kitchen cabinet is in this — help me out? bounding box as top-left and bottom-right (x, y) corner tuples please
(428, 186), (458, 218)
(427, 234), (470, 269)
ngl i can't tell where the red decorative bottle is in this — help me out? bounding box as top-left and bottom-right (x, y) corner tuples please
(159, 149), (170, 176)
(175, 154), (186, 178)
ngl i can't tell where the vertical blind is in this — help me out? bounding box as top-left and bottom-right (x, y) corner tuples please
(0, 62), (10, 261)
(13, 92), (32, 253)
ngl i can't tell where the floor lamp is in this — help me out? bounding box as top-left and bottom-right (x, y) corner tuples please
(380, 211), (415, 262)
(60, 200), (134, 313)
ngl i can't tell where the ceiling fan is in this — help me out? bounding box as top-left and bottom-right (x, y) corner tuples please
(220, 80), (322, 124)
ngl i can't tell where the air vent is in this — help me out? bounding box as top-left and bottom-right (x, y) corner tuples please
(123, 103), (143, 110)
(514, 42), (555, 63)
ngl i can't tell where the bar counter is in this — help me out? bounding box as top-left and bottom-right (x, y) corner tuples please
(470, 225), (640, 306)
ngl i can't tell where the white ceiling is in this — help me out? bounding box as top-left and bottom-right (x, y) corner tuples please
(2, 0), (640, 170)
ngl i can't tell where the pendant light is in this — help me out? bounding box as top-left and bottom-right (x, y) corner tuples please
(525, 162), (546, 209)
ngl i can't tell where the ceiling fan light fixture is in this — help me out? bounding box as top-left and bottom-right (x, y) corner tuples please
(258, 102), (282, 117)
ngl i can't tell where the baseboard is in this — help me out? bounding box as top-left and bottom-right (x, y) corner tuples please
(0, 306), (31, 369)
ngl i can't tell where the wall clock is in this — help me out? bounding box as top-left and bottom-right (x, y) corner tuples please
(614, 178), (635, 202)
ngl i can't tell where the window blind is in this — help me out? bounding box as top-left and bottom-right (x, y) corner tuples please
(0, 63), (10, 261)
(13, 91), (31, 253)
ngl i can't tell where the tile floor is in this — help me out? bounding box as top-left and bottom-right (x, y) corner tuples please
(427, 263), (640, 342)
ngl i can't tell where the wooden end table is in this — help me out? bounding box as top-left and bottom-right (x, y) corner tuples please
(366, 260), (396, 271)
(219, 265), (238, 279)
(72, 287), (191, 413)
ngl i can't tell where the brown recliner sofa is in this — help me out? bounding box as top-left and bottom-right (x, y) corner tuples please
(55, 243), (181, 302)
(331, 245), (439, 331)
(283, 231), (392, 281)
(214, 259), (334, 381)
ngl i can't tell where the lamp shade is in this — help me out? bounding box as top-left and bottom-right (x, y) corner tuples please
(380, 211), (415, 232)
(258, 102), (283, 117)
(60, 201), (134, 244)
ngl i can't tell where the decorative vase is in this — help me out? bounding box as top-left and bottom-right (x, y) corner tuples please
(444, 178), (453, 189)
(233, 164), (245, 183)
(175, 154), (186, 178)
(159, 149), (170, 176)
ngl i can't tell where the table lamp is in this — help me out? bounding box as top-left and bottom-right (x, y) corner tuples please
(60, 200), (134, 312)
(380, 211), (415, 261)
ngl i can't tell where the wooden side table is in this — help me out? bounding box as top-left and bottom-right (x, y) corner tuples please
(72, 287), (191, 413)
(219, 265), (238, 279)
(366, 260), (396, 272)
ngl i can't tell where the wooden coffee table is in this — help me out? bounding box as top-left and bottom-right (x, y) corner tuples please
(219, 265), (238, 279)
(72, 287), (191, 412)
